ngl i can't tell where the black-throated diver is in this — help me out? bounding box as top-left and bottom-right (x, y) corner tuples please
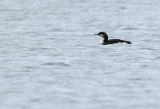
(94, 32), (131, 45)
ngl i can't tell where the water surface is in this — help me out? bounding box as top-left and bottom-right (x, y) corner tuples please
(0, 0), (160, 109)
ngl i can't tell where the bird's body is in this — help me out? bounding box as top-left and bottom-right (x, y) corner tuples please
(94, 32), (131, 45)
(102, 39), (131, 45)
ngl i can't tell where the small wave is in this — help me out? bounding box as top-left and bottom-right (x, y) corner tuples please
(123, 27), (138, 30)
(119, 6), (126, 10)
(42, 62), (70, 67)
(156, 56), (160, 60)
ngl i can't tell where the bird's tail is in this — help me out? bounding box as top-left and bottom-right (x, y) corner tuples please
(124, 41), (131, 44)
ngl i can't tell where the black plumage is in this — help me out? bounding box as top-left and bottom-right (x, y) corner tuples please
(94, 32), (131, 45)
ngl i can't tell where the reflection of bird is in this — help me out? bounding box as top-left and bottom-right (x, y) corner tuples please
(94, 32), (131, 45)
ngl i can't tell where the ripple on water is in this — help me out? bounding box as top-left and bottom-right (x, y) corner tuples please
(122, 27), (138, 30)
(42, 62), (70, 67)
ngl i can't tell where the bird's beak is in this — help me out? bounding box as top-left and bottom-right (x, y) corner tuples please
(94, 34), (98, 35)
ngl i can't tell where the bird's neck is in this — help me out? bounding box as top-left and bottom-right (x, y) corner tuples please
(103, 36), (108, 42)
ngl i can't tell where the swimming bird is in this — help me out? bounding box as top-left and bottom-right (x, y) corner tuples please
(94, 32), (131, 45)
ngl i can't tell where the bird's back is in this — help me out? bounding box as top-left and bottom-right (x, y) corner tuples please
(107, 39), (123, 44)
(103, 39), (131, 45)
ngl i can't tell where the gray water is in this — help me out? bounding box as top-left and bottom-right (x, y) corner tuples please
(0, 0), (160, 109)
